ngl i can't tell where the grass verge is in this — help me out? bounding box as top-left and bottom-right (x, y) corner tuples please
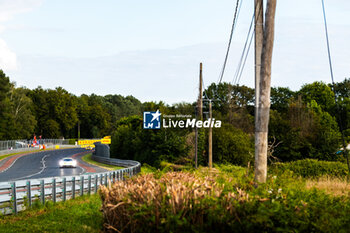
(0, 195), (103, 233)
(100, 164), (350, 232)
(306, 176), (350, 196)
(0, 149), (50, 161)
(81, 153), (123, 170)
(1, 163), (349, 232)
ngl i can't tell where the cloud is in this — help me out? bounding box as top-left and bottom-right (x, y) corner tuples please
(0, 39), (17, 70)
(0, 0), (42, 22)
(0, 0), (43, 71)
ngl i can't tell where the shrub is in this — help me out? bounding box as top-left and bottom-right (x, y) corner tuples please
(99, 169), (350, 232)
(68, 138), (77, 145)
(110, 116), (189, 167)
(272, 159), (349, 178)
(212, 123), (254, 166)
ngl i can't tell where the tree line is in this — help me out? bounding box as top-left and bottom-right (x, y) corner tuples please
(0, 70), (143, 140)
(110, 78), (350, 166)
(1, 69), (349, 166)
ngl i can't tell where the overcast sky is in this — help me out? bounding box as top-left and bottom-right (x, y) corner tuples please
(0, 0), (349, 104)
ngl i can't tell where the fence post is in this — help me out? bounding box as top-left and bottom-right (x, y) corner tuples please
(80, 176), (84, 196)
(63, 178), (66, 201)
(72, 177), (76, 199)
(94, 175), (98, 194)
(88, 175), (91, 195)
(104, 173), (107, 186)
(40, 180), (45, 205)
(100, 174), (103, 186)
(26, 181), (31, 208)
(11, 182), (17, 214)
(52, 178), (56, 203)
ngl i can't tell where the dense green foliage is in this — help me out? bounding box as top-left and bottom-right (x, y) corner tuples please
(0, 69), (349, 166)
(110, 116), (189, 166)
(0, 70), (143, 140)
(273, 159), (349, 178)
(212, 123), (254, 166)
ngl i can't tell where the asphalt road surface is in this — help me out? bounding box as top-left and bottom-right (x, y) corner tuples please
(0, 148), (108, 182)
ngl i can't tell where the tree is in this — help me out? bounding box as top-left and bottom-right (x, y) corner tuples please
(269, 98), (341, 161)
(29, 87), (78, 138)
(8, 86), (36, 139)
(48, 87), (78, 137)
(298, 81), (335, 112)
(110, 116), (189, 167)
(203, 82), (254, 114)
(331, 78), (350, 99)
(212, 123), (254, 166)
(271, 87), (295, 112)
(0, 70), (11, 139)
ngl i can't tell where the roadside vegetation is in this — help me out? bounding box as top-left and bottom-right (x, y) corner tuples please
(81, 153), (124, 170)
(99, 163), (350, 233)
(1, 162), (348, 232)
(0, 195), (103, 233)
(1, 68), (350, 231)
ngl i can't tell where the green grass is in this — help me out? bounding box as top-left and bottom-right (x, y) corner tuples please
(0, 195), (103, 233)
(81, 153), (124, 170)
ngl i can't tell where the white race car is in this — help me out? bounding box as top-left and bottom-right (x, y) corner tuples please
(59, 157), (77, 168)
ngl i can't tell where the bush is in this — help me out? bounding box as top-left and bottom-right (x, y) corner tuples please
(272, 159), (349, 178)
(99, 169), (350, 233)
(110, 116), (189, 167)
(68, 138), (77, 145)
(213, 123), (254, 166)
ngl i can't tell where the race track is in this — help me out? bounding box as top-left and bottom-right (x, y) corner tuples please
(0, 148), (108, 182)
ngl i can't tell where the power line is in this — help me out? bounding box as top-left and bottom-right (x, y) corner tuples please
(321, 0), (350, 173)
(232, 2), (263, 86)
(236, 26), (254, 85)
(232, 13), (254, 85)
(217, 0), (242, 84)
(321, 0), (335, 84)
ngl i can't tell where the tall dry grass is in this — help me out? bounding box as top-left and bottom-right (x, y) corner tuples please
(99, 172), (249, 233)
(306, 176), (350, 197)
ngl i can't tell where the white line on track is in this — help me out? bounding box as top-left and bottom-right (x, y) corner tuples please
(14, 154), (49, 180)
(77, 164), (85, 175)
(0, 153), (30, 174)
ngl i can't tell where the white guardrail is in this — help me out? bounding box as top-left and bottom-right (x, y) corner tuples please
(0, 156), (141, 215)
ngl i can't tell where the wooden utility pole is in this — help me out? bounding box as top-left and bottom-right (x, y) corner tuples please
(195, 63), (203, 168)
(208, 100), (213, 168)
(254, 0), (263, 124)
(255, 0), (277, 183)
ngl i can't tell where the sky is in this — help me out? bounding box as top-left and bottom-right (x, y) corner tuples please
(0, 0), (349, 104)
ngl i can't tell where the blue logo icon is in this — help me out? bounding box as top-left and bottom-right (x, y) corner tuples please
(143, 110), (161, 129)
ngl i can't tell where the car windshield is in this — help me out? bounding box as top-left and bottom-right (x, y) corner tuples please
(63, 159), (73, 162)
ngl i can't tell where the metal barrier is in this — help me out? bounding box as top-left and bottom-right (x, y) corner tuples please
(0, 158), (141, 215)
(0, 139), (73, 156)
